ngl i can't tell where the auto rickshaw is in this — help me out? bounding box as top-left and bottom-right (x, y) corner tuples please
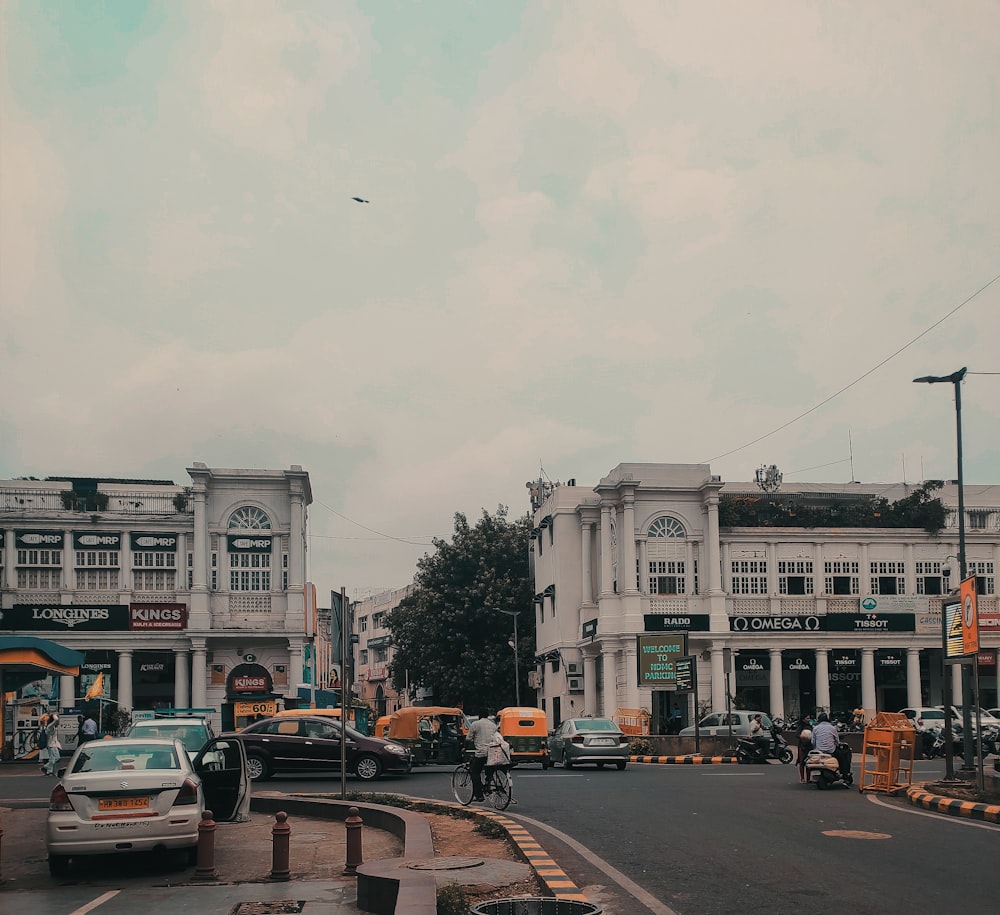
(373, 715), (391, 738)
(274, 706), (370, 735)
(385, 706), (468, 765)
(497, 706), (550, 768)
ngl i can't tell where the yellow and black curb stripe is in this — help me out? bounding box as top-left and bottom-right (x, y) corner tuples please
(905, 785), (1000, 823)
(630, 754), (738, 765)
(437, 799), (590, 903)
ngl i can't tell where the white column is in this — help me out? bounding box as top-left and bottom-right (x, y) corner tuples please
(710, 642), (726, 710)
(173, 650), (190, 708)
(769, 648), (784, 720)
(861, 648), (876, 721)
(190, 643), (207, 708)
(638, 539), (648, 594)
(599, 505), (614, 597)
(601, 648), (618, 717)
(289, 640), (305, 690)
(906, 648), (922, 708)
(289, 493), (304, 591)
(623, 642), (639, 709)
(815, 649), (830, 714)
(62, 531), (74, 592)
(192, 489), (208, 591)
(951, 663), (963, 707)
(583, 654), (598, 716)
(622, 494), (638, 594)
(685, 540), (694, 595)
(117, 650), (133, 713)
(706, 497), (723, 594)
(766, 543), (778, 597)
(59, 674), (75, 711)
(581, 522), (594, 605)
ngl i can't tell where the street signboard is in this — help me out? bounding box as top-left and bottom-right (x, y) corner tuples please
(636, 633), (687, 687)
(674, 655), (695, 692)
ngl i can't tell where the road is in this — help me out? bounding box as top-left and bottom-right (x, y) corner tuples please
(3, 757), (997, 914)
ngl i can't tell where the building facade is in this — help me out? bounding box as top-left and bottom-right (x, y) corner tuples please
(528, 464), (999, 732)
(352, 585), (413, 717)
(0, 463), (313, 739)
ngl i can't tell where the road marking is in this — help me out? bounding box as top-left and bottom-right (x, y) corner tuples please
(69, 891), (120, 914)
(866, 793), (1000, 831)
(822, 829), (891, 839)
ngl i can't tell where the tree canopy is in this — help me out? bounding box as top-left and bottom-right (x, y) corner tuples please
(387, 506), (534, 712)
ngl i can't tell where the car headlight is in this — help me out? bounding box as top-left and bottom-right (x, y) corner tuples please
(385, 743), (408, 756)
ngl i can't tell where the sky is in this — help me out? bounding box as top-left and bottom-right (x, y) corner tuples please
(2, 1), (999, 600)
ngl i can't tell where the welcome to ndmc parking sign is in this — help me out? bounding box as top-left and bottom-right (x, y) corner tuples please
(636, 633), (687, 687)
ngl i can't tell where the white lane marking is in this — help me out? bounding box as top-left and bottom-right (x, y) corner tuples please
(865, 793), (1000, 832)
(69, 890), (120, 914)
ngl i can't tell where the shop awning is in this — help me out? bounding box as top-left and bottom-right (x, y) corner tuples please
(0, 636), (85, 691)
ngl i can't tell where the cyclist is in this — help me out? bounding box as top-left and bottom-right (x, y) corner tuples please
(467, 707), (498, 802)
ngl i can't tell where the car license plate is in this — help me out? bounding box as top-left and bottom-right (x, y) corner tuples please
(592, 738), (615, 746)
(98, 797), (149, 811)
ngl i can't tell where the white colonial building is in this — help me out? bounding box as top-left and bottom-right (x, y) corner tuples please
(351, 585), (413, 718)
(528, 464), (1000, 732)
(0, 463), (313, 739)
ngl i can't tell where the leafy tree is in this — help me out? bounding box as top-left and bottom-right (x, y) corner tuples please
(387, 507), (534, 712)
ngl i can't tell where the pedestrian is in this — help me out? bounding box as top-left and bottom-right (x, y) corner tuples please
(40, 712), (62, 775)
(80, 713), (98, 743)
(467, 708), (498, 802)
(794, 714), (813, 783)
(669, 706), (683, 735)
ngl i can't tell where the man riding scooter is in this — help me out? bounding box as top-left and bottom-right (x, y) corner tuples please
(811, 713), (851, 779)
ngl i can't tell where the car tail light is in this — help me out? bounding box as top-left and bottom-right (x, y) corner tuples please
(572, 736), (586, 744)
(175, 778), (199, 805)
(916, 717), (923, 728)
(50, 784), (72, 811)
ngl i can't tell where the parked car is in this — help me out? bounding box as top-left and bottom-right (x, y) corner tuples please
(46, 735), (250, 876)
(548, 717), (629, 770)
(232, 714), (411, 781)
(941, 706), (1000, 728)
(126, 716), (216, 761)
(898, 707), (948, 732)
(679, 710), (773, 738)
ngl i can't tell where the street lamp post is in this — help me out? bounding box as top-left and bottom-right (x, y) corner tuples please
(502, 610), (520, 707)
(913, 367), (968, 779)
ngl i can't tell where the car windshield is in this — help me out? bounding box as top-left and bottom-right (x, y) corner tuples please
(73, 744), (180, 773)
(131, 722), (209, 753)
(575, 719), (618, 731)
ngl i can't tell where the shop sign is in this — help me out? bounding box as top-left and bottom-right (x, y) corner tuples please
(783, 654), (812, 672)
(977, 651), (995, 666)
(367, 666), (388, 681)
(915, 607), (942, 635)
(129, 603), (187, 631)
(4, 604), (128, 631)
(227, 663), (273, 696)
(876, 650), (904, 668)
(978, 607), (1000, 631)
(860, 595), (928, 613)
(636, 633), (686, 686)
(227, 535), (272, 552)
(15, 530), (64, 548)
(235, 699), (277, 717)
(367, 635), (393, 648)
(644, 614), (711, 632)
(824, 613), (914, 633)
(736, 652), (769, 673)
(73, 532), (122, 549)
(830, 650), (859, 671)
(130, 532), (178, 551)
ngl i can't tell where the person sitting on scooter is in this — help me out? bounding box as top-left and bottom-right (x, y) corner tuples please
(749, 714), (770, 755)
(812, 713), (851, 778)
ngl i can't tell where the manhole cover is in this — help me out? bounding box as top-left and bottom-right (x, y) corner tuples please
(822, 830), (892, 839)
(230, 902), (306, 915)
(408, 856), (486, 871)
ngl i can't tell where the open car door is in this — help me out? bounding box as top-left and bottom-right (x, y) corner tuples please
(193, 736), (251, 822)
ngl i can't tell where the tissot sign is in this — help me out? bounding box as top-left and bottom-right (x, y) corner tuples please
(730, 614), (915, 633)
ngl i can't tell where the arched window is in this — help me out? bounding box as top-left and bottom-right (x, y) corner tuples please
(228, 506), (272, 530)
(647, 516), (686, 595)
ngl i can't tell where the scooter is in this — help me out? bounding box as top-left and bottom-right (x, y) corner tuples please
(805, 743), (854, 789)
(736, 731), (794, 765)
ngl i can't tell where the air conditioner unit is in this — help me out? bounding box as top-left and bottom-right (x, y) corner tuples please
(567, 677), (584, 692)
(527, 670), (542, 689)
(566, 662), (583, 676)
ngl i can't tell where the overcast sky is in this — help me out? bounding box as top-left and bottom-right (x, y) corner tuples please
(2, 1), (999, 599)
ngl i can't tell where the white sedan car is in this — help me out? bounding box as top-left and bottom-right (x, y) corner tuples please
(46, 736), (249, 876)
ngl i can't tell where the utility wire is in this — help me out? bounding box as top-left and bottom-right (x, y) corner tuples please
(704, 271), (1000, 463)
(313, 498), (435, 546)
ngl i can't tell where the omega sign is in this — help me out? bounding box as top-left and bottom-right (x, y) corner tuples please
(730, 616), (821, 632)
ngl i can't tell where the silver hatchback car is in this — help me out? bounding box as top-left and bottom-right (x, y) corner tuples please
(548, 717), (629, 770)
(679, 710), (773, 738)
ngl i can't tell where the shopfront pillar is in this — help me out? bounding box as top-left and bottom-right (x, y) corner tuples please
(705, 496), (723, 595)
(583, 653), (598, 716)
(59, 674), (75, 711)
(861, 648), (876, 720)
(906, 648), (922, 707)
(599, 504), (614, 597)
(601, 648), (618, 717)
(622, 493), (639, 594)
(191, 642), (207, 708)
(815, 649), (830, 715)
(581, 521), (594, 605)
(288, 492), (305, 591)
(710, 642), (726, 711)
(951, 662), (963, 707)
(117, 650), (133, 713)
(289, 641), (305, 690)
(174, 649), (190, 709)
(769, 648), (784, 720)
(623, 641), (639, 709)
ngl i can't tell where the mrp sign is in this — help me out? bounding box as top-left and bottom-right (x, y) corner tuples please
(636, 633), (687, 687)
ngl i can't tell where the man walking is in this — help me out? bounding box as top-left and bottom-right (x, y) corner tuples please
(467, 708), (498, 802)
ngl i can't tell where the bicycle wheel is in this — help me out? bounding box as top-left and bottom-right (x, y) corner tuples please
(487, 770), (512, 810)
(452, 764), (474, 805)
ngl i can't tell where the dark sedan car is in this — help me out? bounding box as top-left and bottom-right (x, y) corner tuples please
(232, 715), (411, 781)
(548, 717), (629, 770)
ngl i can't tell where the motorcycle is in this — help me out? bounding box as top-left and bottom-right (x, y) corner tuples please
(920, 727), (945, 759)
(805, 743), (854, 789)
(736, 730), (794, 765)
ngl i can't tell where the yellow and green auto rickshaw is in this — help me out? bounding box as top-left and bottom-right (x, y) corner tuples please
(497, 706), (550, 768)
(385, 706), (468, 765)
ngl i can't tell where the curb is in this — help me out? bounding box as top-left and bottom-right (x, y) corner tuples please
(905, 785), (1000, 824)
(630, 754), (738, 765)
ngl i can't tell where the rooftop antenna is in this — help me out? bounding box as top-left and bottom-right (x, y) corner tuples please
(849, 429), (857, 482)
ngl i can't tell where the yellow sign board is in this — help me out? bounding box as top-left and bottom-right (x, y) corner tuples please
(235, 700), (277, 718)
(960, 576), (979, 656)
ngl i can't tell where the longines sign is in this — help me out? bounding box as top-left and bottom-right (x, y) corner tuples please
(4, 604), (128, 631)
(730, 614), (915, 633)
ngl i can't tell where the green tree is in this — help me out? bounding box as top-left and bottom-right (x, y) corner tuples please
(387, 507), (534, 711)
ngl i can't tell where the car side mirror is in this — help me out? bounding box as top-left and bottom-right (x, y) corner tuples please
(57, 767), (66, 778)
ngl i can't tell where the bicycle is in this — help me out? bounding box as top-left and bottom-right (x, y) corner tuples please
(451, 760), (513, 810)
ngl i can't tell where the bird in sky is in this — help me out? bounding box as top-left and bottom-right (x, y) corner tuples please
(351, 196), (370, 203)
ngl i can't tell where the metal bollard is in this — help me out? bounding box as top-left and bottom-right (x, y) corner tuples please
(269, 811), (291, 882)
(343, 806), (364, 876)
(193, 809), (217, 880)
